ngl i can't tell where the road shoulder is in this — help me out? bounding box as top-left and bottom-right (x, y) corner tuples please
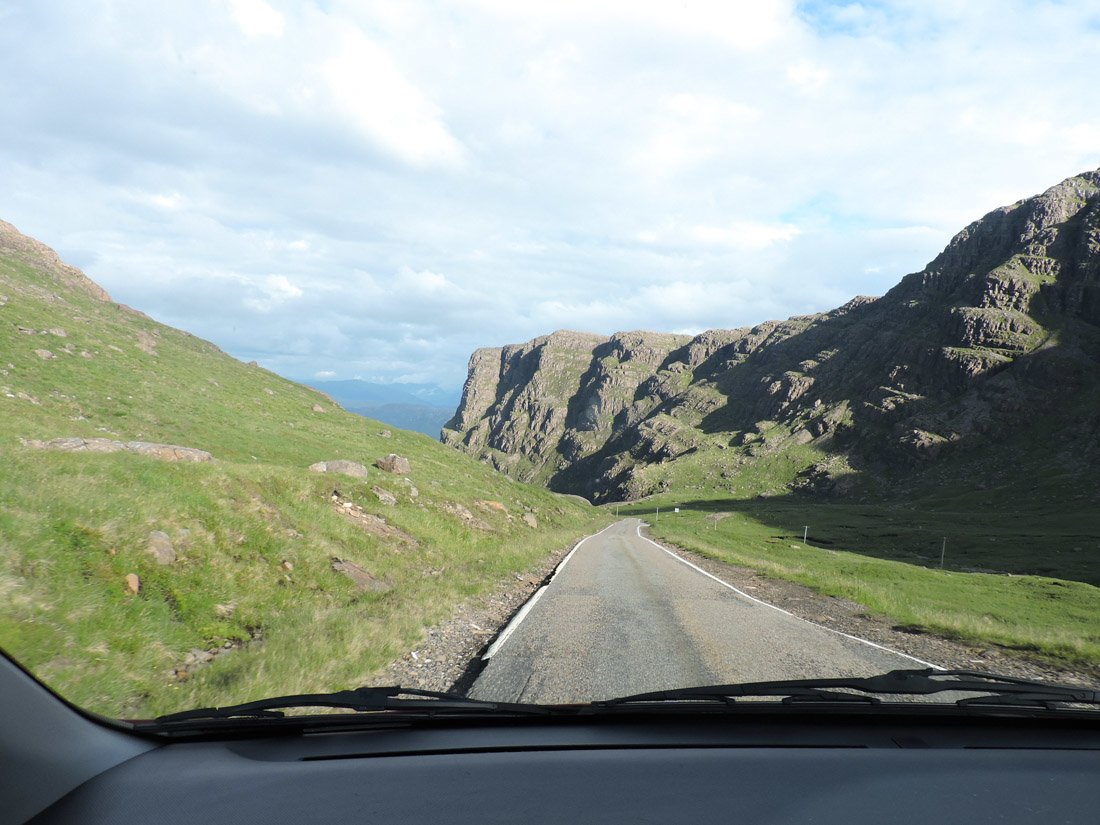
(639, 525), (1099, 688)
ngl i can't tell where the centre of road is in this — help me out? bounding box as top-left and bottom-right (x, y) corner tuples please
(469, 518), (937, 704)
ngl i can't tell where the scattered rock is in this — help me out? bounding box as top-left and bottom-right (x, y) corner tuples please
(34, 349), (55, 360)
(17, 326), (35, 334)
(311, 404), (325, 413)
(135, 330), (158, 356)
(107, 344), (123, 353)
(184, 648), (215, 667)
(442, 502), (493, 531)
(263, 387), (275, 395)
(214, 603), (235, 619)
(0, 295), (7, 307)
(308, 459), (369, 478)
(280, 560), (294, 572)
(331, 557), (390, 592)
(46, 328), (66, 338)
(80, 351), (93, 359)
(522, 512), (539, 529)
(247, 360), (259, 367)
(124, 573), (141, 595)
(145, 531), (176, 565)
(333, 498), (418, 546)
(476, 500), (508, 514)
(403, 478), (420, 499)
(22, 437), (213, 462)
(373, 486), (398, 506)
(376, 454), (411, 474)
(380, 429), (392, 439)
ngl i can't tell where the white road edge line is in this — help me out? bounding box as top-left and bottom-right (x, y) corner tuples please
(482, 521), (620, 661)
(634, 522), (944, 671)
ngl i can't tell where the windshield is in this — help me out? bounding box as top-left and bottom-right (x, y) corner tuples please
(0, 1), (1098, 722)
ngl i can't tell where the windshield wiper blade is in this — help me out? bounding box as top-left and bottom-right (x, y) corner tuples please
(152, 685), (550, 724)
(596, 668), (1100, 709)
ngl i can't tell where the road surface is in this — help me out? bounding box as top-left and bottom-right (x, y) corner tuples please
(469, 518), (932, 704)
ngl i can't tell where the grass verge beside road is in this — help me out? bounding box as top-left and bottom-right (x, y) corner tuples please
(0, 448), (609, 716)
(622, 497), (1100, 669)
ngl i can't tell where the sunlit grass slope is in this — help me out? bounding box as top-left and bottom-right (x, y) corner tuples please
(0, 230), (608, 716)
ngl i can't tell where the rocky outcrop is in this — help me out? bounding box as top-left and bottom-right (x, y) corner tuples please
(22, 437), (213, 462)
(0, 219), (112, 303)
(309, 459), (369, 478)
(442, 329), (690, 483)
(444, 168), (1100, 502)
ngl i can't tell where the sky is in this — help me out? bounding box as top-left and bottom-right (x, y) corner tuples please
(1, 0), (1098, 392)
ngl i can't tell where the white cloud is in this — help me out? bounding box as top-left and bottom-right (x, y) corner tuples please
(314, 369), (336, 378)
(319, 29), (465, 168)
(243, 275), (303, 313)
(226, 0), (284, 38)
(143, 192), (188, 211)
(691, 222), (801, 251)
(1, 0), (1098, 388)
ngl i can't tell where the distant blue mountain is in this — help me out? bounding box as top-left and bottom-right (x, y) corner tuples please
(302, 379), (461, 438)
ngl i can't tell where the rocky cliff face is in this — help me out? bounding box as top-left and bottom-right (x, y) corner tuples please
(443, 169), (1100, 501)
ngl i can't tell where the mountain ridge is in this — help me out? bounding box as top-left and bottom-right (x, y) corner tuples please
(442, 168), (1100, 504)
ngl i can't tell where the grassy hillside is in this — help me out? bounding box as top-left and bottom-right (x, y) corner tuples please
(0, 224), (609, 717)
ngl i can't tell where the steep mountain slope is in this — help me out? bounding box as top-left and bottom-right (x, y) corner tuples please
(443, 170), (1100, 505)
(0, 220), (605, 716)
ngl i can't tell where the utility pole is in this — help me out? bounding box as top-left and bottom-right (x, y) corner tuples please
(656, 507), (660, 523)
(803, 525), (808, 546)
(940, 537), (947, 569)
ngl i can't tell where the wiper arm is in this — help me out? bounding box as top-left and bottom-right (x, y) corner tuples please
(152, 685), (550, 724)
(596, 669), (1100, 709)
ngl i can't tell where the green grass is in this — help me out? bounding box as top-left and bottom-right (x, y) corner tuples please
(620, 494), (1100, 668)
(0, 246), (610, 716)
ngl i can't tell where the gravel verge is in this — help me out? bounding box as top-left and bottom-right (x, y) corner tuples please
(380, 534), (584, 694)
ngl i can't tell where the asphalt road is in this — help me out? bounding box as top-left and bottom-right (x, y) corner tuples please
(468, 518), (932, 704)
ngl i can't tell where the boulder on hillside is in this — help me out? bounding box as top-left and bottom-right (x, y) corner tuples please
(372, 485), (397, 506)
(146, 531), (176, 565)
(309, 459), (369, 478)
(376, 454), (411, 474)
